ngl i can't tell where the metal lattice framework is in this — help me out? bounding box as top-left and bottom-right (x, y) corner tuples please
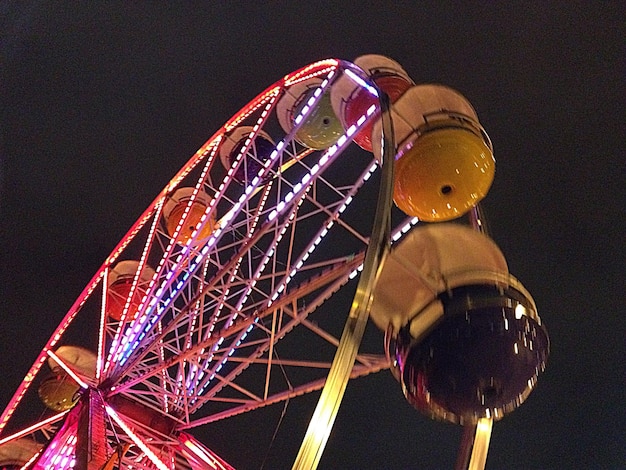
(0, 59), (416, 469)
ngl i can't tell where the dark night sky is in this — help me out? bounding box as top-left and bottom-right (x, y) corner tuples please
(1, 2), (625, 469)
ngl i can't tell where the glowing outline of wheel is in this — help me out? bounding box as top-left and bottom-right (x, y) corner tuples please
(0, 59), (418, 469)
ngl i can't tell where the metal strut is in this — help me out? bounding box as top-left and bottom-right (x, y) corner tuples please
(455, 205), (494, 470)
(292, 91), (395, 470)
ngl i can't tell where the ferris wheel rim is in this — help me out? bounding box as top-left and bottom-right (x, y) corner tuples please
(0, 57), (413, 470)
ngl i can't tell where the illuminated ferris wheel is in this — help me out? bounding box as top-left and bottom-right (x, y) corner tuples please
(0, 56), (548, 469)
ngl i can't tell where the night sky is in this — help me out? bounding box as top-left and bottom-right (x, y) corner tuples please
(1, 3), (625, 469)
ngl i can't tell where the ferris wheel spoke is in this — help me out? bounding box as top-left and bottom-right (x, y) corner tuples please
(102, 144), (222, 380)
(111, 129), (374, 391)
(4, 58), (475, 470)
(185, 259), (367, 417)
(109, 251), (364, 418)
(103, 198), (167, 377)
(111, 203), (299, 390)
(182, 354), (390, 429)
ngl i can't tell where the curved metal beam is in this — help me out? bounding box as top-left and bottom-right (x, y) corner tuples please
(292, 91), (395, 470)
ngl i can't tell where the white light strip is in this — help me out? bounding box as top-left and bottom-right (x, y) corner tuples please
(46, 350), (89, 389)
(19, 449), (40, 469)
(0, 410), (70, 446)
(349, 217), (419, 279)
(96, 266), (108, 380)
(344, 68), (379, 97)
(105, 405), (170, 470)
(187, 182), (275, 404)
(267, 159), (379, 308)
(183, 439), (223, 469)
(114, 95), (281, 369)
(267, 103), (377, 224)
(200, 192), (307, 391)
(185, 72), (345, 398)
(194, 99), (388, 397)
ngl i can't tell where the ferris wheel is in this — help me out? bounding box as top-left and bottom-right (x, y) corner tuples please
(0, 56), (548, 470)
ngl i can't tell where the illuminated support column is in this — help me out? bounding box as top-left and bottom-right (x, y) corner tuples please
(292, 93), (395, 470)
(456, 206), (493, 470)
(457, 204), (493, 470)
(76, 389), (109, 469)
(455, 418), (493, 470)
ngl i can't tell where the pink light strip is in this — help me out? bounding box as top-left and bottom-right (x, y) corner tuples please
(179, 432), (234, 470)
(0, 271), (105, 435)
(108, 142), (221, 374)
(101, 61), (337, 377)
(283, 59), (339, 86)
(0, 58), (343, 438)
(113, 94), (282, 376)
(104, 197), (165, 376)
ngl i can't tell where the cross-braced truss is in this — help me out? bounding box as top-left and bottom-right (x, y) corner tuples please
(0, 59), (417, 469)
